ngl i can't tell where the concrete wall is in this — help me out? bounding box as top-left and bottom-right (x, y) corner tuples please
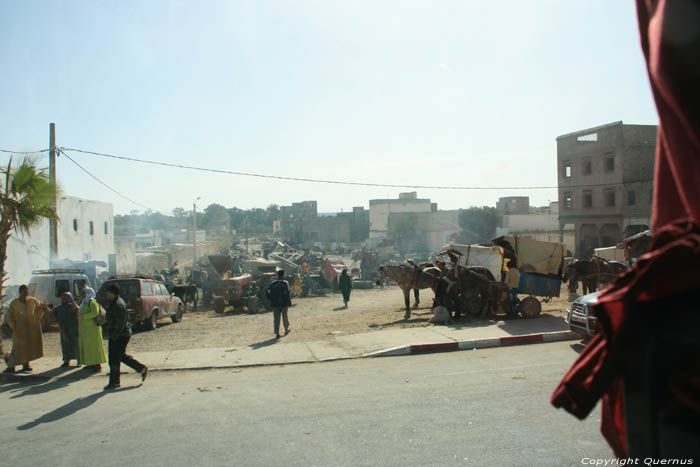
(112, 239), (136, 275)
(369, 197), (432, 239)
(501, 213), (559, 232)
(56, 196), (115, 262)
(4, 196), (116, 287)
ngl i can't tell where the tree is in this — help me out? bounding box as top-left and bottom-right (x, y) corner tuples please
(457, 207), (500, 244)
(0, 157), (59, 301)
(201, 203), (229, 231)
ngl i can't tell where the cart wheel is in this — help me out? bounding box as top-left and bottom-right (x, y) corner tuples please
(247, 296), (260, 314)
(518, 296), (541, 319)
(464, 294), (482, 316)
(213, 296), (226, 314)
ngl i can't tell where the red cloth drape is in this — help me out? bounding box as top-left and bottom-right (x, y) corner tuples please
(551, 0), (700, 457)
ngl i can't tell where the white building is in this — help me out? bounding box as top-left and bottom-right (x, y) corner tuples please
(496, 202), (575, 254)
(5, 196), (115, 286)
(368, 192), (433, 242)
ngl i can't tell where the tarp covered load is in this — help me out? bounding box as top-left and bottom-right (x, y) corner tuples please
(594, 246), (626, 263)
(492, 236), (565, 277)
(442, 243), (504, 281)
(241, 258), (280, 275)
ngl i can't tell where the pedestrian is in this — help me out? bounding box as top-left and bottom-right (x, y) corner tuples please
(339, 269), (352, 308)
(104, 284), (147, 390)
(3, 285), (46, 373)
(265, 270), (292, 339)
(77, 287), (106, 371)
(505, 260), (521, 317)
(52, 292), (80, 367)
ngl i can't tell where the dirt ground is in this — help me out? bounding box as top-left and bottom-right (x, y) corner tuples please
(6, 285), (573, 358)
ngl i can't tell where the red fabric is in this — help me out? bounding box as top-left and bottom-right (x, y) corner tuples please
(551, 0), (700, 457)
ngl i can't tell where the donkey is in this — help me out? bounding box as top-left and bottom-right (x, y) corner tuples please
(378, 264), (441, 319)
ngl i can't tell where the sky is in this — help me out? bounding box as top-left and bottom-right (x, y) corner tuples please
(0, 1), (658, 215)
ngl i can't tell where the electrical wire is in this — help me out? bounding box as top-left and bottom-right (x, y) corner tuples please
(59, 146), (654, 191)
(58, 148), (155, 212)
(0, 148), (50, 155)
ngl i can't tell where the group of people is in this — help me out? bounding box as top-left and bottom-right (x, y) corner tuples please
(264, 268), (353, 339)
(2, 283), (148, 390)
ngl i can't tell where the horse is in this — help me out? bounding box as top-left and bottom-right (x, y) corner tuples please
(563, 258), (628, 295)
(378, 264), (441, 319)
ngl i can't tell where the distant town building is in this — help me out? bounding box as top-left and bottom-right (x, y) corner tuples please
(5, 196), (115, 287)
(369, 192), (433, 242)
(279, 201), (369, 245)
(496, 201), (575, 254)
(557, 121), (656, 256)
(388, 210), (461, 253)
(497, 196), (530, 215)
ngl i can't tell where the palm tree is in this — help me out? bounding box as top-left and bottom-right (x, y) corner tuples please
(0, 156), (58, 302)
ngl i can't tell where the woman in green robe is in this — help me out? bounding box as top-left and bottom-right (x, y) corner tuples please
(78, 287), (106, 370)
(52, 292), (80, 367)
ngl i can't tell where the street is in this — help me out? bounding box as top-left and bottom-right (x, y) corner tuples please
(0, 341), (611, 467)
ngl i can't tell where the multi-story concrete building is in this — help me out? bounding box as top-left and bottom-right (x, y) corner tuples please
(388, 210), (461, 253)
(369, 192), (434, 242)
(557, 121), (656, 256)
(496, 196), (530, 215)
(5, 196), (116, 287)
(279, 201), (369, 245)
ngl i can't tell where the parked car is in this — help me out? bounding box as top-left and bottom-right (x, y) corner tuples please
(96, 277), (183, 331)
(566, 291), (601, 338)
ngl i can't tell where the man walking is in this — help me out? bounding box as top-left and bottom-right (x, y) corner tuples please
(104, 284), (147, 390)
(266, 270), (292, 339)
(4, 285), (46, 373)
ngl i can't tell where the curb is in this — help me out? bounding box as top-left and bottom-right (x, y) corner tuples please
(363, 331), (580, 357)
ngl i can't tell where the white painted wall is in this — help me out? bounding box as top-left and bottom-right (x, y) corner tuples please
(501, 213), (560, 232)
(369, 199), (432, 239)
(56, 196), (115, 262)
(5, 196), (115, 288)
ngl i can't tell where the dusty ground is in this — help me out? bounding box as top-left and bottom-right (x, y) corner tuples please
(4, 285), (573, 358)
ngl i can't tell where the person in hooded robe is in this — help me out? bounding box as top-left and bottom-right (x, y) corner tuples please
(339, 269), (352, 308)
(77, 287), (106, 370)
(52, 292), (80, 367)
(3, 285), (46, 373)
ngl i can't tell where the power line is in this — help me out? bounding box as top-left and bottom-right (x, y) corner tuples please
(58, 148), (155, 212)
(59, 146), (654, 191)
(0, 148), (50, 155)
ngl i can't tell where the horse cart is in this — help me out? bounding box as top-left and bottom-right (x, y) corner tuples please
(492, 236), (566, 318)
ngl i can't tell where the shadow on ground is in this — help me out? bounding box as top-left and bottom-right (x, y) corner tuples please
(17, 385), (140, 431)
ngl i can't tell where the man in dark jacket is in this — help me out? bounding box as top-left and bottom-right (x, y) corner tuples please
(104, 284), (148, 390)
(265, 270), (292, 339)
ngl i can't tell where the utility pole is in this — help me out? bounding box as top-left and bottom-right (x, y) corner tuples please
(49, 123), (58, 264)
(245, 217), (249, 254)
(193, 203), (198, 268)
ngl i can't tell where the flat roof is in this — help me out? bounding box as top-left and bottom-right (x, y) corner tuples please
(556, 121), (623, 141)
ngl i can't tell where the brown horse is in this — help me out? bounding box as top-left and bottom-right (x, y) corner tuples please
(378, 265), (440, 319)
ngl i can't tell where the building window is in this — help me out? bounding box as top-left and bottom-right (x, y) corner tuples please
(73, 219), (78, 232)
(89, 221), (94, 236)
(583, 190), (593, 208)
(605, 155), (615, 172)
(104, 222), (109, 234)
(606, 189), (616, 207)
(563, 163), (572, 178)
(628, 190), (636, 206)
(583, 159), (592, 175)
(564, 193), (573, 209)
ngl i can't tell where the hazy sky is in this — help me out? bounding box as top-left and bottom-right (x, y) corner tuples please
(0, 1), (658, 215)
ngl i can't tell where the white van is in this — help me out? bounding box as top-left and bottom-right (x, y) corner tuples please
(27, 269), (92, 328)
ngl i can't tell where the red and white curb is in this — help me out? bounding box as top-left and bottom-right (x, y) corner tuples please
(362, 331), (580, 357)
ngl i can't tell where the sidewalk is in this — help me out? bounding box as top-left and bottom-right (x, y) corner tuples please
(2, 314), (580, 380)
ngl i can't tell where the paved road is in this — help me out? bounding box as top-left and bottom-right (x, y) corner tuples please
(0, 342), (611, 467)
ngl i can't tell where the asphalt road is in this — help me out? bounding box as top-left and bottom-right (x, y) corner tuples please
(0, 341), (612, 467)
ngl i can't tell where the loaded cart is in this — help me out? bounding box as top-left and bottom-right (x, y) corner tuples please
(189, 255), (260, 315)
(492, 236), (565, 318)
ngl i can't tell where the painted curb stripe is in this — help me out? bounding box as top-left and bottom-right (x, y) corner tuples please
(410, 342), (459, 354)
(499, 334), (545, 346)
